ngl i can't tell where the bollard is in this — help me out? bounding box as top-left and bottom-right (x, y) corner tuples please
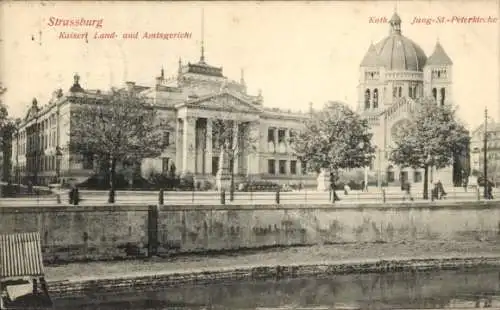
(158, 188), (164, 205)
(382, 188), (386, 203)
(220, 190), (226, 205)
(275, 189), (280, 204)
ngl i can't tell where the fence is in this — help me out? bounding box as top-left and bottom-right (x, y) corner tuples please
(0, 185), (493, 206)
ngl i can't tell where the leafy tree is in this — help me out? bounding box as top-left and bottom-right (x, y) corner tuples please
(69, 89), (171, 202)
(212, 119), (258, 199)
(389, 98), (470, 199)
(290, 101), (375, 185)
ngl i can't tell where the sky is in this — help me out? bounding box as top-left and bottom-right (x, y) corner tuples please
(0, 0), (498, 130)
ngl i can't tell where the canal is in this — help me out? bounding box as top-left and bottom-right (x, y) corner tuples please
(53, 267), (500, 309)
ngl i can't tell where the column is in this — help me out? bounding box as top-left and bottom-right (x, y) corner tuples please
(182, 117), (196, 174)
(274, 128), (279, 152)
(232, 121), (239, 175)
(175, 118), (183, 172)
(247, 123), (260, 178)
(205, 119), (213, 175)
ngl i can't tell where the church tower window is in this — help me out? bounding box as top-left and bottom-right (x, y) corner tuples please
(440, 88), (446, 106)
(408, 86), (413, 99)
(364, 89), (370, 109)
(373, 89), (378, 108)
(432, 88), (437, 101)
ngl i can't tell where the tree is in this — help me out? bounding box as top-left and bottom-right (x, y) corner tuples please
(290, 101), (375, 184)
(70, 89), (171, 203)
(389, 98), (470, 199)
(212, 119), (258, 199)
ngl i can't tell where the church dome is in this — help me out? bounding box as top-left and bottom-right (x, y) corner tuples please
(372, 12), (427, 71)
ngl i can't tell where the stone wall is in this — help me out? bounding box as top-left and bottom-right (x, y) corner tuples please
(0, 205), (149, 262)
(1, 202), (499, 262)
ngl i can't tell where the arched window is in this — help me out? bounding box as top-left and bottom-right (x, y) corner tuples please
(364, 89), (370, 109)
(437, 71), (441, 78)
(413, 86), (417, 98)
(408, 86), (413, 98)
(432, 88), (437, 101)
(373, 89), (378, 108)
(398, 87), (402, 98)
(440, 88), (446, 106)
(393, 87), (397, 98)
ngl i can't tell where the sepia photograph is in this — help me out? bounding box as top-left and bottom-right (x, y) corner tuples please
(0, 0), (499, 309)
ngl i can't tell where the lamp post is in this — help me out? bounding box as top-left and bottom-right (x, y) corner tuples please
(426, 154), (434, 200)
(483, 107), (488, 199)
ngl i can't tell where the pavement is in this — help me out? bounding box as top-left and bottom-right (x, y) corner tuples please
(0, 187), (491, 206)
(45, 240), (500, 282)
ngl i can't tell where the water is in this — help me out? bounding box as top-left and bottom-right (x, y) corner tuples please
(53, 267), (500, 309)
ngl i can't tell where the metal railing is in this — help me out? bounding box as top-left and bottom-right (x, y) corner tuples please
(0, 185), (494, 206)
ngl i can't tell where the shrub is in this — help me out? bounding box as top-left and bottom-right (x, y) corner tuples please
(179, 173), (195, 191)
(239, 180), (280, 192)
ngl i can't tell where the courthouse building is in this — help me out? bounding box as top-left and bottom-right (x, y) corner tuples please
(11, 11), (462, 188)
(11, 53), (311, 186)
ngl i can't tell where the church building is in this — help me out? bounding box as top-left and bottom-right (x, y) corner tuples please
(358, 11), (456, 188)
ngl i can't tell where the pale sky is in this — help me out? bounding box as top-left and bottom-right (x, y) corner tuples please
(1, 0), (498, 129)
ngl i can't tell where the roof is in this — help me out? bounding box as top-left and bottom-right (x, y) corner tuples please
(426, 41), (453, 65)
(0, 233), (45, 280)
(374, 34), (427, 71)
(360, 43), (383, 67)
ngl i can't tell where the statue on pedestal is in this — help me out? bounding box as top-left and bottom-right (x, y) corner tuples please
(216, 147), (231, 191)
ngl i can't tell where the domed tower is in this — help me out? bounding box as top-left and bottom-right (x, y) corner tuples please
(423, 40), (453, 106)
(358, 11), (428, 113)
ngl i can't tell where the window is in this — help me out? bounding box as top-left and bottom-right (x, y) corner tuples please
(414, 171), (422, 183)
(278, 129), (286, 143)
(162, 157), (170, 172)
(440, 88), (446, 106)
(279, 160), (286, 175)
(365, 89), (371, 109)
(83, 153), (94, 170)
(398, 87), (402, 98)
(290, 160), (297, 175)
(163, 132), (170, 146)
(268, 159), (276, 174)
(432, 88), (437, 100)
(373, 89), (378, 108)
(267, 128), (275, 143)
(393, 87), (397, 98)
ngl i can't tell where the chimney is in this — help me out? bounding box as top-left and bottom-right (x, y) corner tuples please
(125, 81), (135, 92)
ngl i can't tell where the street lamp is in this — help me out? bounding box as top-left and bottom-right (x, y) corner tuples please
(426, 154), (434, 200)
(55, 146), (62, 184)
(483, 107), (489, 199)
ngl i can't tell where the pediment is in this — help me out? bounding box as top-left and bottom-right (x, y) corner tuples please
(184, 92), (262, 114)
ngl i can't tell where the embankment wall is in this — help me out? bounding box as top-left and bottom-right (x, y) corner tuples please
(0, 202), (499, 261)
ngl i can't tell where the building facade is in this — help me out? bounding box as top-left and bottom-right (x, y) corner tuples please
(11, 56), (311, 186)
(358, 12), (457, 188)
(11, 11), (462, 188)
(470, 121), (500, 185)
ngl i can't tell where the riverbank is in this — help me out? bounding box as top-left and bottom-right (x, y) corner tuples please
(46, 241), (500, 296)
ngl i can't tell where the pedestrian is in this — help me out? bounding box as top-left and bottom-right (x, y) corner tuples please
(68, 184), (75, 204)
(487, 180), (494, 199)
(329, 172), (340, 202)
(73, 187), (80, 205)
(436, 180), (447, 199)
(403, 181), (413, 201)
(360, 180), (365, 192)
(462, 176), (468, 192)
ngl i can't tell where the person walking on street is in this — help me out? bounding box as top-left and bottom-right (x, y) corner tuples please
(402, 181), (413, 201)
(361, 180), (365, 192)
